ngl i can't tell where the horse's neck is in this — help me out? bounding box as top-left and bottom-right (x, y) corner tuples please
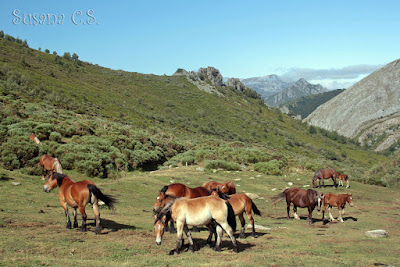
(59, 177), (75, 188)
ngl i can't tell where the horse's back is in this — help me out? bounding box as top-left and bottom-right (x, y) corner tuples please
(165, 183), (187, 197)
(188, 186), (210, 198)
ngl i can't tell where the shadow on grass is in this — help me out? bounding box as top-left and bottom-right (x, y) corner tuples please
(87, 218), (136, 234)
(322, 216), (358, 225)
(0, 173), (13, 181)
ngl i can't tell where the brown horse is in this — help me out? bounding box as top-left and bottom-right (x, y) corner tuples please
(39, 154), (63, 179)
(337, 172), (350, 188)
(202, 181), (236, 194)
(312, 168), (338, 188)
(271, 187), (324, 224)
(211, 189), (261, 238)
(43, 172), (116, 234)
(29, 134), (42, 145)
(322, 193), (354, 222)
(154, 196), (238, 254)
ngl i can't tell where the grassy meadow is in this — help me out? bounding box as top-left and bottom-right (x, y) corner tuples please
(1, 166), (399, 266)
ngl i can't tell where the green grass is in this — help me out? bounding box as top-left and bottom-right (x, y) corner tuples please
(1, 167), (399, 266)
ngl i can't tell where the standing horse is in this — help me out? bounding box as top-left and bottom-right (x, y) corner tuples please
(211, 189), (261, 238)
(322, 193), (354, 222)
(337, 172), (350, 188)
(39, 154), (63, 180)
(154, 196), (238, 254)
(312, 168), (338, 188)
(271, 187), (324, 224)
(202, 181), (236, 194)
(43, 172), (116, 234)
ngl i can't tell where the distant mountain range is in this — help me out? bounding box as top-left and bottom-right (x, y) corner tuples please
(241, 75), (328, 107)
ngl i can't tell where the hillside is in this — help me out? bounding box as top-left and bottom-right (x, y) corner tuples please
(305, 59), (400, 153)
(265, 78), (328, 107)
(0, 32), (392, 186)
(283, 89), (345, 119)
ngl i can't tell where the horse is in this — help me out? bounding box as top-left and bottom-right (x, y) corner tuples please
(154, 195), (238, 254)
(152, 183), (210, 232)
(29, 134), (42, 145)
(271, 187), (324, 224)
(39, 154), (63, 180)
(312, 168), (338, 188)
(322, 193), (354, 222)
(211, 189), (261, 238)
(202, 181), (236, 194)
(43, 172), (116, 234)
(337, 172), (350, 188)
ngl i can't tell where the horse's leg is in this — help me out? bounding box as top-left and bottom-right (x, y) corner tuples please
(293, 205), (300, 220)
(174, 221), (184, 255)
(328, 206), (335, 221)
(169, 221), (177, 233)
(183, 225), (195, 252)
(206, 223), (215, 247)
(238, 213), (246, 238)
(286, 201), (291, 219)
(92, 201), (101, 234)
(307, 207), (314, 224)
(214, 225), (223, 251)
(41, 165), (46, 180)
(60, 202), (72, 229)
(73, 208), (78, 228)
(78, 206), (87, 232)
(219, 221), (238, 253)
(338, 207), (344, 222)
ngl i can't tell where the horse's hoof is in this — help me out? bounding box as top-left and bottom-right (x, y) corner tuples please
(239, 234), (245, 239)
(73, 223), (78, 228)
(214, 246), (221, 252)
(173, 249), (181, 255)
(66, 223), (72, 229)
(188, 245), (194, 252)
(80, 227), (87, 232)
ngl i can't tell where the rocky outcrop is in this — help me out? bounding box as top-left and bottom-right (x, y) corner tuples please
(198, 67), (223, 86)
(304, 59), (400, 151)
(265, 78), (328, 107)
(226, 78), (246, 92)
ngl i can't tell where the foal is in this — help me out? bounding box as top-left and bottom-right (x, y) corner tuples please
(322, 193), (354, 222)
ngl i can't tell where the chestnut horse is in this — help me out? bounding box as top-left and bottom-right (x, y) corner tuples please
(312, 168), (338, 188)
(43, 172), (116, 234)
(322, 193), (354, 222)
(153, 183), (210, 232)
(39, 154), (63, 179)
(202, 181), (236, 194)
(337, 172), (350, 188)
(211, 189), (261, 238)
(271, 187), (324, 224)
(154, 196), (238, 254)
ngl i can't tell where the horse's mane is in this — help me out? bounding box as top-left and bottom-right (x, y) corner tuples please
(212, 189), (230, 200)
(154, 198), (177, 224)
(160, 185), (169, 194)
(51, 172), (69, 187)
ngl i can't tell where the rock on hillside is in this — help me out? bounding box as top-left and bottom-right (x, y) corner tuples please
(305, 59), (400, 151)
(265, 78), (328, 107)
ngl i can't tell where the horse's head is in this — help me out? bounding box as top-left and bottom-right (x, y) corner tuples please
(346, 194), (354, 207)
(317, 192), (324, 211)
(308, 190), (324, 211)
(43, 172), (59, 192)
(152, 191), (166, 214)
(154, 214), (167, 245)
(220, 183), (230, 194)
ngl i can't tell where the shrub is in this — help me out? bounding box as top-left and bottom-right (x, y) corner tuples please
(0, 136), (39, 170)
(49, 131), (62, 142)
(205, 160), (241, 171)
(254, 160), (284, 176)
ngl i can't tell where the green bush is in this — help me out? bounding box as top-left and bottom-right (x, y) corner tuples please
(0, 136), (39, 170)
(49, 132), (62, 142)
(205, 160), (241, 171)
(254, 160), (284, 176)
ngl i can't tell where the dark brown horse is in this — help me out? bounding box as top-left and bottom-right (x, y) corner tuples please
(154, 196), (238, 254)
(322, 193), (354, 222)
(202, 181), (236, 195)
(39, 154), (63, 180)
(271, 187), (324, 224)
(43, 172), (116, 234)
(211, 189), (261, 238)
(337, 172), (350, 188)
(312, 168), (338, 188)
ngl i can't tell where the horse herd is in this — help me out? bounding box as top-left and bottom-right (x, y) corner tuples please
(40, 159), (354, 255)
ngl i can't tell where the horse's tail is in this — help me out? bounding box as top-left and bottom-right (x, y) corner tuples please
(271, 189), (288, 206)
(53, 159), (63, 173)
(225, 201), (236, 232)
(251, 200), (261, 216)
(87, 184), (117, 210)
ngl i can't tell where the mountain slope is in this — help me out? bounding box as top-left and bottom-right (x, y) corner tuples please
(305, 59), (400, 152)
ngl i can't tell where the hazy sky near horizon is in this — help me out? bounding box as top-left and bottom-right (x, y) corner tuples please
(1, 0), (399, 89)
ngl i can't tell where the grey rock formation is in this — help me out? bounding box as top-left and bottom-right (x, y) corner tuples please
(226, 78), (246, 91)
(365, 229), (389, 238)
(304, 59), (400, 151)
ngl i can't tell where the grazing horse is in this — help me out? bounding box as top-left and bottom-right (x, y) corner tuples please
(202, 181), (236, 195)
(153, 183), (210, 232)
(322, 193), (354, 222)
(337, 172), (350, 188)
(39, 154), (63, 180)
(271, 187), (324, 224)
(29, 134), (42, 145)
(312, 168), (338, 188)
(211, 189), (261, 238)
(43, 172), (116, 234)
(154, 196), (238, 254)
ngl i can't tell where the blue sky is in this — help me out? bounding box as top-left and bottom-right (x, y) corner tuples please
(1, 0), (399, 88)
